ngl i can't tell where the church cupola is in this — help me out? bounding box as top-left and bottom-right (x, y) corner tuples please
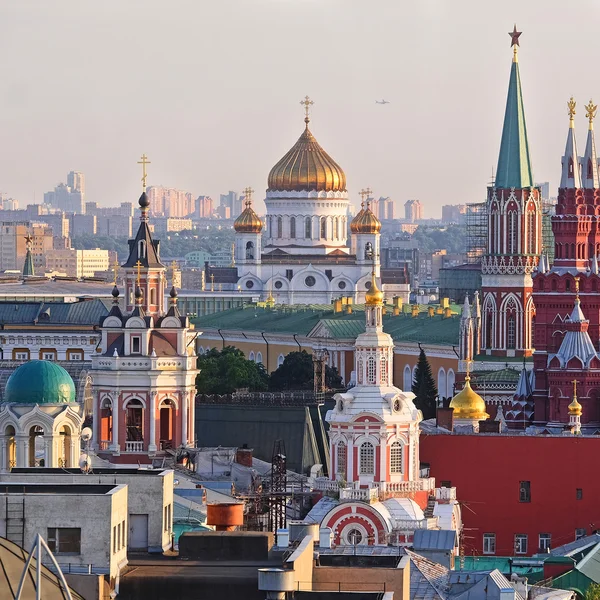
(352, 190), (382, 267)
(122, 155), (166, 317)
(560, 98), (583, 189)
(234, 187), (263, 266)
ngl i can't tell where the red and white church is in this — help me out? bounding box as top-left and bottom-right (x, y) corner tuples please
(91, 190), (199, 463)
(309, 271), (461, 546)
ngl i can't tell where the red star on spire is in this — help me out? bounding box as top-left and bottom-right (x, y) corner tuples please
(509, 24), (522, 47)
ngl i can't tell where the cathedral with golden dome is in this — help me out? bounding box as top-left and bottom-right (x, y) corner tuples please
(233, 97), (410, 305)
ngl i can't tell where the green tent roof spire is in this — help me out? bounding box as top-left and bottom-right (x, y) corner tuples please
(22, 234), (34, 277)
(495, 27), (534, 189)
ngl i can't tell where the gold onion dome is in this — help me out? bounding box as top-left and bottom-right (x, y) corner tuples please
(267, 117), (346, 193)
(351, 203), (381, 234)
(350, 203), (366, 234)
(234, 200), (263, 233)
(568, 396), (582, 417)
(449, 377), (489, 420)
(365, 271), (384, 306)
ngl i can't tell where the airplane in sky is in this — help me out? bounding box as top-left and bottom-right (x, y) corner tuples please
(375, 99), (390, 104)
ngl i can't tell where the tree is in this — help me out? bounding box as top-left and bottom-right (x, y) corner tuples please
(269, 350), (343, 391)
(411, 348), (438, 420)
(585, 583), (600, 600)
(196, 346), (268, 395)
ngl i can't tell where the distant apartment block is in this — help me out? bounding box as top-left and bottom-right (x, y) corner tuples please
(219, 191), (241, 219)
(147, 186), (194, 218)
(404, 199), (423, 222)
(46, 248), (110, 278)
(0, 222), (53, 271)
(44, 172), (85, 214)
(0, 195), (18, 211)
(196, 195), (214, 218)
(441, 204), (467, 223)
(153, 217), (193, 234)
(86, 202), (134, 237)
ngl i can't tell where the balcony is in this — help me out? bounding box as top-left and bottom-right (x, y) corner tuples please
(313, 478), (342, 492)
(339, 487), (379, 503)
(379, 478), (436, 494)
(124, 441), (144, 453)
(435, 487), (457, 501)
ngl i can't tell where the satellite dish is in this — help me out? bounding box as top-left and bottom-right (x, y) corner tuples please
(79, 454), (92, 473)
(81, 427), (93, 442)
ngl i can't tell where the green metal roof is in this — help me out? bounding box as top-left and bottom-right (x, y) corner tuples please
(495, 56), (534, 189)
(473, 368), (521, 385)
(22, 250), (34, 277)
(4, 360), (76, 405)
(193, 304), (461, 346)
(458, 556), (544, 580)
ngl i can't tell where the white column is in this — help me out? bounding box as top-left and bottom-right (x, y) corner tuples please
(346, 436), (354, 483)
(111, 391), (120, 452)
(22, 438), (29, 468)
(92, 392), (99, 451)
(181, 391), (188, 447)
(149, 392), (157, 453)
(340, 351), (346, 384)
(0, 441), (5, 472)
(379, 429), (387, 483)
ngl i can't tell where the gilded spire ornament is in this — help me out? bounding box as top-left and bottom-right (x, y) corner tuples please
(300, 95), (314, 124)
(135, 260), (142, 285)
(586, 99), (598, 130)
(575, 276), (580, 300)
(243, 186), (254, 205)
(359, 188), (372, 203)
(568, 97), (576, 128)
(568, 379), (583, 418)
(113, 257), (119, 286)
(137, 154), (151, 191)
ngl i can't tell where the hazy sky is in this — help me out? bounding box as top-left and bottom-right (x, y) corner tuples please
(0, 0), (598, 217)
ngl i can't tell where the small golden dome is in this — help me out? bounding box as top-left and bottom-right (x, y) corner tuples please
(351, 203), (381, 234)
(449, 376), (489, 420)
(365, 271), (383, 306)
(568, 396), (582, 417)
(350, 203), (366, 234)
(234, 200), (263, 233)
(267, 118), (346, 193)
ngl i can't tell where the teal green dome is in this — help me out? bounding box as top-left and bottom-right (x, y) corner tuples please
(5, 360), (76, 405)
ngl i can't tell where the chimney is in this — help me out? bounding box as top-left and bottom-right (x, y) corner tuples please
(436, 407), (454, 431)
(235, 444), (253, 467)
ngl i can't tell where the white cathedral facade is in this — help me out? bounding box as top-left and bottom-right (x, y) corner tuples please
(233, 104), (410, 305)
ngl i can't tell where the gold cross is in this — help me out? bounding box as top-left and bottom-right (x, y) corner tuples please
(135, 260), (142, 285)
(575, 276), (580, 299)
(572, 379), (578, 398)
(113, 257), (119, 285)
(359, 188), (373, 203)
(243, 187), (254, 206)
(137, 154), (151, 190)
(300, 95), (314, 121)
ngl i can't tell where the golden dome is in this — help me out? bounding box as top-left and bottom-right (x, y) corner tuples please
(350, 203), (366, 234)
(234, 200), (263, 233)
(449, 376), (489, 420)
(365, 271), (383, 306)
(568, 396), (582, 417)
(267, 118), (346, 193)
(351, 202), (381, 234)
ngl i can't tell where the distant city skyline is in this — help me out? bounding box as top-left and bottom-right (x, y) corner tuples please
(0, 1), (597, 216)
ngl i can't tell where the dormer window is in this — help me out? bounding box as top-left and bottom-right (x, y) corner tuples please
(131, 336), (141, 354)
(138, 240), (146, 260)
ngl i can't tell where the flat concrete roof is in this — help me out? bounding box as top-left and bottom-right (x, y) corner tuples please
(0, 483), (120, 495)
(10, 467), (169, 476)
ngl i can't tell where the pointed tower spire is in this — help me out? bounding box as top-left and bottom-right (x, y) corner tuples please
(495, 25), (534, 189)
(582, 99), (599, 189)
(22, 234), (34, 278)
(560, 97), (582, 189)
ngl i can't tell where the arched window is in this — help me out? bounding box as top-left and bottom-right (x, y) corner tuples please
(336, 441), (347, 477)
(320, 217), (327, 239)
(359, 442), (374, 474)
(390, 441), (403, 474)
(527, 211), (535, 254)
(507, 314), (516, 349)
(277, 354), (285, 367)
(380, 356), (388, 385)
(447, 369), (455, 398)
(334, 217), (339, 240)
(365, 241), (373, 260)
(569, 157), (575, 178)
(357, 359), (363, 384)
(256, 352), (263, 364)
(277, 217), (283, 238)
(403, 365), (412, 391)
(249, 351), (255, 362)
(486, 312), (493, 348)
(305, 217), (312, 238)
(150, 288), (157, 305)
(367, 357), (376, 384)
(508, 212), (517, 254)
(138, 240), (147, 260)
(437, 368), (447, 400)
(246, 241), (254, 260)
(566, 279), (571, 292)
(290, 217), (296, 239)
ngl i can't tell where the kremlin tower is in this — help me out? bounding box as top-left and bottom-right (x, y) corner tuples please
(532, 98), (600, 426)
(480, 27), (542, 358)
(309, 267), (461, 547)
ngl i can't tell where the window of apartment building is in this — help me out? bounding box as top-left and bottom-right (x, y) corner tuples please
(519, 481), (531, 503)
(577, 488), (583, 500)
(539, 533), (551, 552)
(131, 336), (141, 354)
(483, 533), (496, 555)
(514, 534), (528, 555)
(121, 520), (126, 549)
(48, 528), (81, 555)
(576, 528), (587, 540)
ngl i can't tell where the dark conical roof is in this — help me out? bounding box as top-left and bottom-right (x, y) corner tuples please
(122, 219), (164, 269)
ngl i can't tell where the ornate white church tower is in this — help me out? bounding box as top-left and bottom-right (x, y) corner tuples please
(309, 270), (462, 547)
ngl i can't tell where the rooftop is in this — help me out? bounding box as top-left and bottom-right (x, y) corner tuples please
(0, 483), (122, 495)
(193, 304), (461, 346)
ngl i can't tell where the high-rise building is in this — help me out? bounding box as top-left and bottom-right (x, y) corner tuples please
(404, 199), (423, 222)
(67, 171), (85, 195)
(0, 222), (53, 272)
(44, 173), (85, 214)
(219, 191), (241, 219)
(480, 31), (541, 358)
(146, 186), (194, 218)
(195, 195), (214, 218)
(441, 204), (467, 223)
